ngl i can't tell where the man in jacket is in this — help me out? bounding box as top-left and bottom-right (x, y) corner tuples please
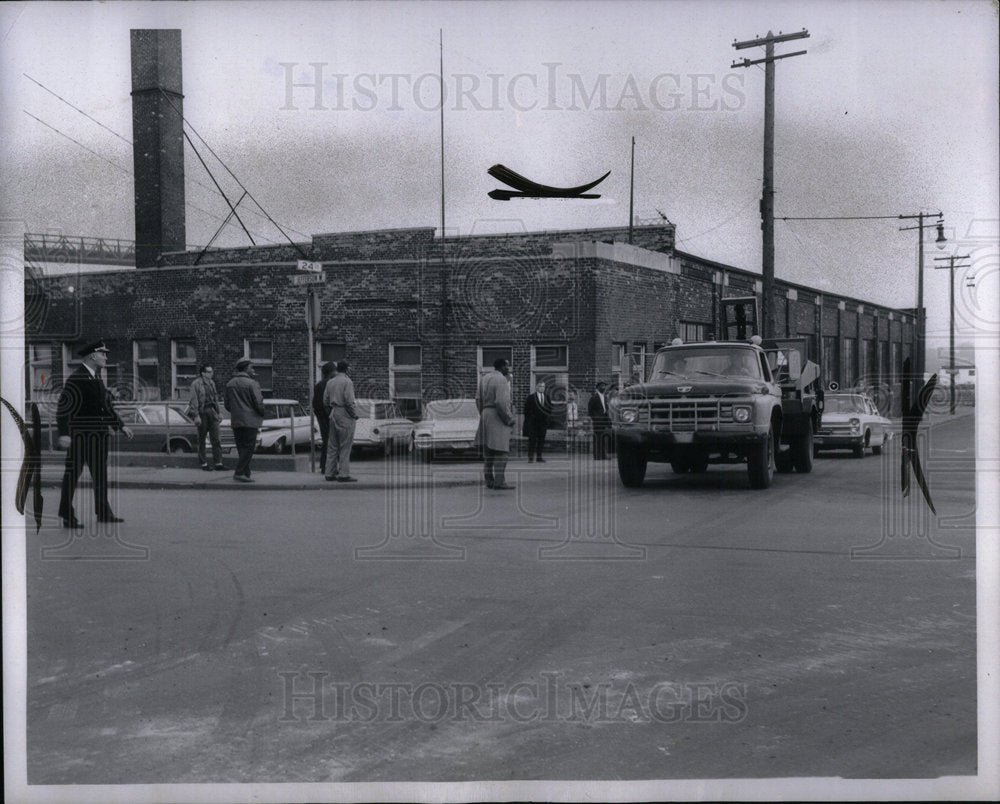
(588, 381), (612, 460)
(187, 364), (225, 471)
(522, 380), (552, 463)
(224, 357), (267, 482)
(56, 340), (134, 527)
(323, 360), (360, 482)
(312, 361), (335, 474)
(476, 357), (516, 489)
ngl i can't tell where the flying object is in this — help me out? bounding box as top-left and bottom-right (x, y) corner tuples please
(487, 163), (610, 200)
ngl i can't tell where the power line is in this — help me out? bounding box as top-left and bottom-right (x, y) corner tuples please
(779, 215), (907, 221)
(23, 73), (131, 145)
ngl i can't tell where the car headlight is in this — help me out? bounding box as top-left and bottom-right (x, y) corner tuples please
(620, 408), (637, 423)
(849, 417), (861, 434)
(733, 405), (752, 423)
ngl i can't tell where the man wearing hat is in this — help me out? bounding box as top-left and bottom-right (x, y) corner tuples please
(587, 380), (612, 460)
(56, 340), (134, 527)
(224, 357), (268, 482)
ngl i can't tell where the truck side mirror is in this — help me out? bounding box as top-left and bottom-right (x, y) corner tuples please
(788, 351), (802, 380)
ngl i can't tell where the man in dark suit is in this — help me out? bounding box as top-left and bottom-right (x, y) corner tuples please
(522, 380), (552, 462)
(57, 340), (134, 527)
(587, 381), (612, 460)
(312, 361), (335, 474)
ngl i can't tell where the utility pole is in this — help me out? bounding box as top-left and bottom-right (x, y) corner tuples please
(934, 252), (971, 414)
(628, 136), (635, 244)
(732, 29), (809, 339)
(899, 212), (946, 382)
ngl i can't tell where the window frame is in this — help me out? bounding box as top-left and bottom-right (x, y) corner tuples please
(244, 338), (273, 394)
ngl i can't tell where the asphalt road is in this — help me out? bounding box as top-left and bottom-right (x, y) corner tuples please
(25, 414), (977, 785)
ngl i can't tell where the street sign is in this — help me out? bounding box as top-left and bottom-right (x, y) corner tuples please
(290, 271), (326, 286)
(297, 259), (323, 273)
(305, 292), (321, 329)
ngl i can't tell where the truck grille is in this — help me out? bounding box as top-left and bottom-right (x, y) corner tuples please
(649, 399), (731, 431)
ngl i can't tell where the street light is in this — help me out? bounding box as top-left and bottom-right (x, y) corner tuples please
(899, 212), (946, 380)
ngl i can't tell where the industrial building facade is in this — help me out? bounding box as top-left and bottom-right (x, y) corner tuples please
(24, 221), (918, 422)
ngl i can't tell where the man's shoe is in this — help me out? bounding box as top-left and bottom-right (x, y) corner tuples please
(97, 515), (124, 523)
(234, 475), (254, 483)
(214, 464), (226, 471)
(527, 456), (534, 463)
(324, 475), (338, 482)
(62, 518), (84, 529)
(536, 456), (545, 463)
(336, 476), (358, 483)
(492, 483), (516, 490)
(484, 479), (495, 489)
(200, 463), (211, 471)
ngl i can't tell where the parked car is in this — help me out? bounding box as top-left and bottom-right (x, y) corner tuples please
(113, 402), (201, 453)
(352, 398), (414, 455)
(411, 398), (481, 462)
(814, 393), (892, 458)
(219, 398), (321, 454)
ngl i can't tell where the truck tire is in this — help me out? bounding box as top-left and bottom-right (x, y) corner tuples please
(670, 458), (690, 474)
(689, 454), (709, 473)
(618, 445), (648, 487)
(791, 427), (813, 473)
(747, 428), (774, 489)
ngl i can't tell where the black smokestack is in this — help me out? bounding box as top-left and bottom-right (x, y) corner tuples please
(130, 29), (185, 268)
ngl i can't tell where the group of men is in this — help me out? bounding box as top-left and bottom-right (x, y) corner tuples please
(55, 340), (617, 525)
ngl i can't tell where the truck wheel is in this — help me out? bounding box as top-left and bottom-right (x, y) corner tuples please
(791, 427), (814, 473)
(747, 429), (774, 489)
(617, 446), (647, 487)
(689, 454), (709, 473)
(853, 431), (868, 459)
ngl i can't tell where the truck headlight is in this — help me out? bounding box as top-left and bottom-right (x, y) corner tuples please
(849, 417), (860, 434)
(733, 406), (752, 423)
(620, 408), (637, 423)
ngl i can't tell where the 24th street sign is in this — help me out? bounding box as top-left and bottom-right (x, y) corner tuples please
(290, 271), (326, 286)
(297, 259), (323, 273)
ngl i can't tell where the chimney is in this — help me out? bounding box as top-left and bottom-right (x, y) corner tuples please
(130, 29), (185, 268)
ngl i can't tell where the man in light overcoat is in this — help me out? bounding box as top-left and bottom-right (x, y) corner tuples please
(476, 357), (516, 489)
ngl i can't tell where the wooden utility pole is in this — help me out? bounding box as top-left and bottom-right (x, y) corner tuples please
(732, 29), (809, 339)
(934, 253), (971, 414)
(628, 136), (635, 244)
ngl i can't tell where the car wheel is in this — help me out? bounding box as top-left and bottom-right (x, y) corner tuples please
(272, 437), (287, 455)
(853, 431), (869, 459)
(791, 426), (813, 473)
(747, 428), (774, 489)
(617, 445), (647, 487)
(169, 440), (190, 455)
(669, 458), (690, 474)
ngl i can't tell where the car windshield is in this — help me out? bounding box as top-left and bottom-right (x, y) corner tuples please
(425, 400), (479, 420)
(649, 348), (762, 380)
(824, 396), (868, 414)
(140, 405), (190, 424)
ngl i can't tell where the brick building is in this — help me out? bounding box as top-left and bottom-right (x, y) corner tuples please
(24, 221), (918, 422)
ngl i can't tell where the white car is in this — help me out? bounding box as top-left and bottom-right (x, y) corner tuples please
(220, 398), (321, 454)
(815, 393), (892, 458)
(411, 398), (481, 462)
(352, 398), (414, 455)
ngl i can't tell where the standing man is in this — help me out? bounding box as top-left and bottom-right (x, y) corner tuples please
(224, 357), (267, 483)
(323, 359), (360, 483)
(187, 364), (225, 471)
(522, 380), (551, 463)
(588, 381), (612, 460)
(57, 340), (134, 527)
(312, 361), (334, 474)
(476, 357), (516, 489)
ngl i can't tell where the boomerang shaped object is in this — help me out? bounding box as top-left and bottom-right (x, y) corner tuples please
(1, 396), (44, 533)
(900, 361), (937, 514)
(488, 163), (610, 200)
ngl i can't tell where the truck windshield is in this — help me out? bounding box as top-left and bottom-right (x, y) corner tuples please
(650, 348), (762, 380)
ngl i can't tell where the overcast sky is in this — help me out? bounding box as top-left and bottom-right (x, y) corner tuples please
(2, 0), (997, 361)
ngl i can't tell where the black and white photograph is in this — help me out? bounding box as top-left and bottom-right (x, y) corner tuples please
(1, 1), (997, 801)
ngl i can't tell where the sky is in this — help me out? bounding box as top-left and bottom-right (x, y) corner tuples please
(1, 0), (998, 366)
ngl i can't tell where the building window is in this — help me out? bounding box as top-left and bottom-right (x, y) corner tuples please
(890, 342), (901, 383)
(842, 337), (857, 388)
(531, 344), (569, 427)
(316, 342), (346, 371)
(680, 322), (707, 343)
(133, 339), (160, 400)
(244, 339), (273, 393)
(478, 345), (513, 375)
(822, 336), (839, 389)
(172, 339), (198, 400)
(390, 343), (422, 419)
(28, 344), (53, 402)
(62, 342), (84, 381)
(629, 342), (647, 384)
(611, 342), (627, 389)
